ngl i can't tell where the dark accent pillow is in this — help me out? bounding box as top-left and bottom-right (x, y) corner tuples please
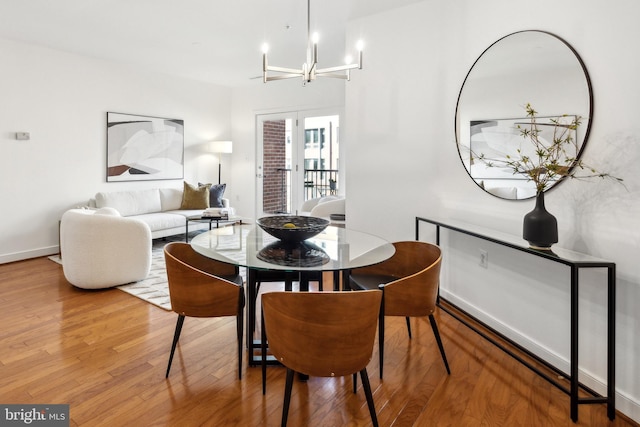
(199, 182), (226, 207)
(180, 182), (211, 209)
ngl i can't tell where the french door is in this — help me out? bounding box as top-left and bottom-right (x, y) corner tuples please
(256, 109), (341, 218)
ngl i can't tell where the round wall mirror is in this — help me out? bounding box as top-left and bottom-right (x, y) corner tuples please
(455, 30), (593, 200)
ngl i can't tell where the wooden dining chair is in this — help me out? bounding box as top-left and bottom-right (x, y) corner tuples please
(261, 290), (382, 427)
(251, 270), (320, 335)
(163, 242), (245, 379)
(349, 241), (450, 379)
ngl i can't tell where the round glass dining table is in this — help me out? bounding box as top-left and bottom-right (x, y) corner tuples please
(190, 223), (395, 272)
(190, 223), (395, 365)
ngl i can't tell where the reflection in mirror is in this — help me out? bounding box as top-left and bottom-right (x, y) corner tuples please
(455, 30), (592, 200)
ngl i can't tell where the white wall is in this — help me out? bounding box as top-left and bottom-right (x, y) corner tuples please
(345, 0), (640, 422)
(0, 38), (232, 263)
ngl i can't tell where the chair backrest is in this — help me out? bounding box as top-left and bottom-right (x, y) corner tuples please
(164, 242), (243, 318)
(262, 290), (382, 377)
(380, 241), (442, 317)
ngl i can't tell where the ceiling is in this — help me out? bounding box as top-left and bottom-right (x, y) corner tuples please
(0, 0), (421, 87)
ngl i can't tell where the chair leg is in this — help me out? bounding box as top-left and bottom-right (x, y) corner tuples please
(406, 316), (412, 339)
(378, 308), (385, 379)
(237, 312), (243, 380)
(253, 282), (261, 333)
(360, 368), (379, 427)
(429, 314), (451, 374)
(262, 311), (267, 395)
(166, 315), (185, 378)
(352, 372), (357, 393)
(281, 368), (295, 427)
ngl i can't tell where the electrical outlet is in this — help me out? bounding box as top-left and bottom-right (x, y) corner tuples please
(479, 249), (488, 268)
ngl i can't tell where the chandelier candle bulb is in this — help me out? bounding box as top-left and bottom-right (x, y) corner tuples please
(262, 44), (269, 82)
(313, 40), (318, 64)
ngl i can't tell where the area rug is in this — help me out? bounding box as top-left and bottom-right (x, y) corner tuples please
(115, 236), (180, 311)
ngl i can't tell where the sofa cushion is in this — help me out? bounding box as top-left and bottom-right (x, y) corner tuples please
(132, 212), (190, 232)
(95, 189), (162, 217)
(180, 182), (210, 209)
(159, 187), (183, 211)
(486, 186), (518, 199)
(199, 182), (226, 207)
(163, 209), (207, 219)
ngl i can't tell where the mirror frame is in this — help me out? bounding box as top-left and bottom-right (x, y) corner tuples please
(454, 30), (594, 200)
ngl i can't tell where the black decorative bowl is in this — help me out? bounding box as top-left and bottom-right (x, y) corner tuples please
(257, 215), (330, 243)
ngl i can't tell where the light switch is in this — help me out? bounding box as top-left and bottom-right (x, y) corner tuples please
(16, 132), (30, 140)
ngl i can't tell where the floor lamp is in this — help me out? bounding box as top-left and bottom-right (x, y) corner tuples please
(210, 140), (233, 184)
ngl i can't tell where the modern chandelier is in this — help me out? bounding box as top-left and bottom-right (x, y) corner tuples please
(261, 0), (363, 84)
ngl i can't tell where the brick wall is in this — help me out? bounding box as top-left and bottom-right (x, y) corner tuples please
(262, 120), (287, 213)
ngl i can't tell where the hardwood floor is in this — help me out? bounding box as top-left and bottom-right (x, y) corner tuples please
(0, 256), (637, 427)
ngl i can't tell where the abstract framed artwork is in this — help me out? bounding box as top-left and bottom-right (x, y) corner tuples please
(106, 112), (184, 182)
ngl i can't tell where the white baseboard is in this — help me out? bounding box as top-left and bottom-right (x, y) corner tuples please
(0, 245), (59, 264)
(439, 289), (640, 423)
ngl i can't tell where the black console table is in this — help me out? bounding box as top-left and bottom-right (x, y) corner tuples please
(415, 216), (615, 422)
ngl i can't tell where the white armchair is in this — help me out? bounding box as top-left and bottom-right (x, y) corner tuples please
(300, 196), (342, 214)
(60, 208), (152, 289)
(300, 196), (346, 224)
(309, 198), (345, 218)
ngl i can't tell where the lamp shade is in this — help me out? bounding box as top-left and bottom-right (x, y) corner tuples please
(210, 140), (233, 154)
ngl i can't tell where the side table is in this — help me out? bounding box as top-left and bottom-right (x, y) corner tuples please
(185, 215), (244, 242)
(415, 216), (615, 422)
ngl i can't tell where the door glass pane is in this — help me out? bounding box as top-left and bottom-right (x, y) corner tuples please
(303, 115), (339, 201)
(262, 118), (293, 214)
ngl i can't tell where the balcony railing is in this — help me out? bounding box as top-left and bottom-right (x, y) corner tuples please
(304, 169), (338, 199)
(272, 168), (339, 213)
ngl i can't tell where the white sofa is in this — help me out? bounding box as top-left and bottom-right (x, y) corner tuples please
(60, 207), (151, 289)
(90, 187), (230, 239)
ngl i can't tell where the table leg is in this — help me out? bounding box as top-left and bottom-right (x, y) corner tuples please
(285, 274), (294, 292)
(607, 265), (616, 420)
(300, 273), (309, 292)
(248, 268), (257, 356)
(570, 266), (578, 422)
(341, 270), (351, 291)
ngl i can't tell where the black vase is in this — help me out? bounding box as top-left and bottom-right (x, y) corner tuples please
(523, 191), (558, 250)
